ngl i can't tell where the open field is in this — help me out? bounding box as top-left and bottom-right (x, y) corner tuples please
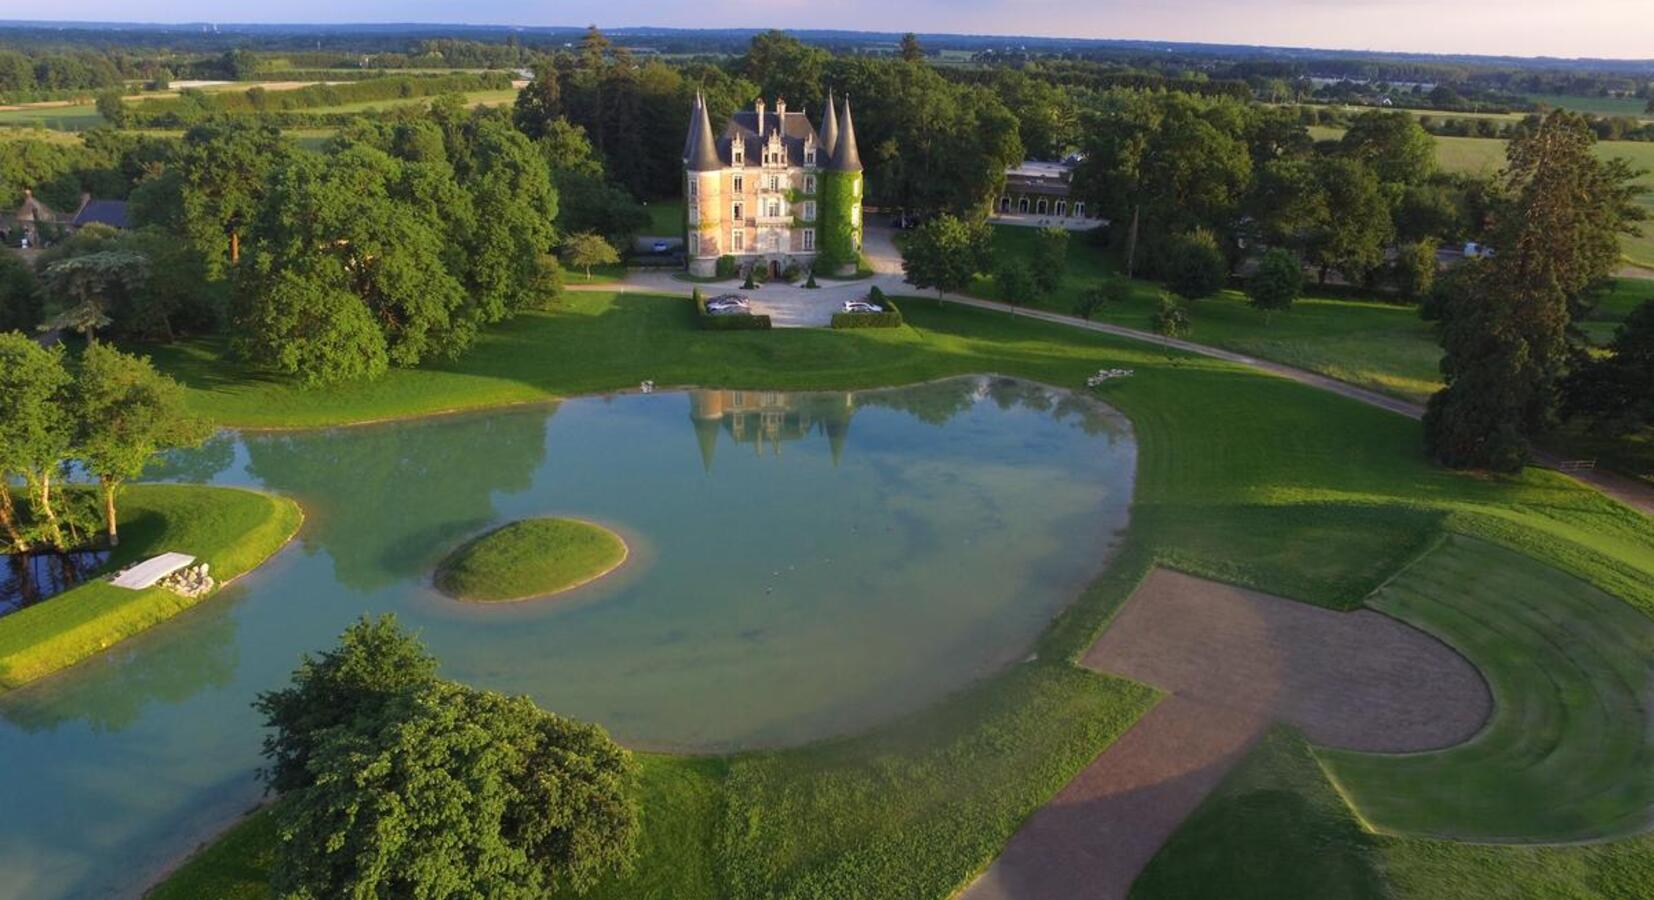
(283, 86), (519, 115)
(1524, 93), (1653, 119)
(145, 288), (1654, 898)
(0, 485), (301, 691)
(0, 103), (102, 129)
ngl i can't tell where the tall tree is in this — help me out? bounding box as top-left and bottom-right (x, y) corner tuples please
(899, 33), (925, 63)
(1247, 248), (1303, 321)
(151, 120), (294, 278)
(40, 250), (148, 343)
(0, 334), (72, 550)
(1424, 112), (1643, 470)
(561, 231), (620, 279)
(1339, 110), (1437, 185)
(1562, 300), (1654, 437)
(258, 617), (639, 898)
(67, 344), (208, 545)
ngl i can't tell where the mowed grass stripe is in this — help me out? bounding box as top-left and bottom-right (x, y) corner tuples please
(1321, 535), (1654, 842)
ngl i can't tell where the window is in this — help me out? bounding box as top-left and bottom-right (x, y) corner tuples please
(1018, 197), (1029, 213)
(804, 175), (816, 193)
(805, 147), (816, 165)
(732, 141), (744, 165)
(852, 206), (860, 227)
(768, 175), (780, 191)
(803, 201), (816, 221)
(688, 233), (699, 256)
(1074, 202), (1086, 218)
(1036, 198), (1048, 215)
(733, 174), (744, 193)
(732, 229), (745, 252)
(687, 180), (697, 200)
(803, 229), (815, 251)
(1056, 200), (1068, 217)
(688, 205), (699, 225)
(732, 201), (744, 221)
(999, 197), (1010, 213)
(766, 200), (781, 218)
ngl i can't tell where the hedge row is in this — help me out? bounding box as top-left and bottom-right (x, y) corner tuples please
(695, 293), (772, 330)
(831, 296), (904, 329)
(123, 72), (513, 126)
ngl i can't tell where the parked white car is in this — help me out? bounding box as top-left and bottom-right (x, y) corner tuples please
(842, 300), (883, 314)
(705, 295), (752, 314)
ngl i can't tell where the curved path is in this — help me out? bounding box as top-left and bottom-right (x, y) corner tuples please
(957, 569), (1493, 900)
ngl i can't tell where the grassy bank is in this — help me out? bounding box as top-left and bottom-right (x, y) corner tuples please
(148, 288), (1652, 898)
(434, 517), (628, 602)
(0, 484), (302, 691)
(972, 226), (1444, 402)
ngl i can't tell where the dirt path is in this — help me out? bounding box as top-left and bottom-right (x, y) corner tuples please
(957, 570), (1491, 900)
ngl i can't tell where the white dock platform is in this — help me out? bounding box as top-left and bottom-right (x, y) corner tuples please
(109, 553), (197, 590)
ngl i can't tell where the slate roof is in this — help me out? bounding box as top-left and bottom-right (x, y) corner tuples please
(72, 199), (130, 229)
(717, 109), (820, 168)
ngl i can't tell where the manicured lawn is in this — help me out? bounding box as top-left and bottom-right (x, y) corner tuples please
(434, 517), (628, 602)
(144, 290), (1653, 899)
(642, 199), (683, 237)
(1137, 726), (1654, 900)
(1321, 535), (1654, 841)
(972, 225), (1444, 401)
(147, 801), (283, 900)
(1132, 728), (1389, 900)
(0, 484), (302, 690)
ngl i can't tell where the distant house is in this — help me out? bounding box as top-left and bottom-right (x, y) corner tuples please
(70, 196), (130, 231)
(11, 188), (57, 246)
(994, 158), (1104, 227)
(4, 191), (130, 247)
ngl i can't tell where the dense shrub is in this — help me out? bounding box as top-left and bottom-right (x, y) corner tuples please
(715, 255), (738, 279)
(1164, 229), (1227, 300)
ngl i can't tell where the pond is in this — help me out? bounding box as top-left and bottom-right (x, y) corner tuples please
(0, 376), (1136, 900)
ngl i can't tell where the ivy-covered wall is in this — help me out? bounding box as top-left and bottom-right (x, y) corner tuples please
(816, 170), (861, 271)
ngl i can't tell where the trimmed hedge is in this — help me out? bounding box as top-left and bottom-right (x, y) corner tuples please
(831, 296), (904, 329)
(695, 294), (772, 330)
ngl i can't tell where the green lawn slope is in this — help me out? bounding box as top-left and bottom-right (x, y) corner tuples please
(0, 484), (302, 690)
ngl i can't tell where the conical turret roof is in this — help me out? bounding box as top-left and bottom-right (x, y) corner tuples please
(682, 92), (701, 162)
(685, 91), (722, 172)
(818, 89), (839, 162)
(827, 95), (862, 173)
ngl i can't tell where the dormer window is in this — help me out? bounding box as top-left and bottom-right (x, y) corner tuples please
(732, 139), (744, 166)
(805, 144), (816, 165)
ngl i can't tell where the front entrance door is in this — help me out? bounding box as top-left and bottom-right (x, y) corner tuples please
(770, 260), (781, 279)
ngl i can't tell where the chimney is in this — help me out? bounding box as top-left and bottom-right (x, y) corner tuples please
(776, 97), (787, 120)
(755, 97), (766, 135)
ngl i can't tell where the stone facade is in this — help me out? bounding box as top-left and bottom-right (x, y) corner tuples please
(683, 93), (863, 278)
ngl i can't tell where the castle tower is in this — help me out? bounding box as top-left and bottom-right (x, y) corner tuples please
(819, 89), (839, 161)
(817, 95), (864, 276)
(684, 92), (724, 277)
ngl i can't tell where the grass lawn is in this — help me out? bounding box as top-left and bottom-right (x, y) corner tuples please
(642, 198), (683, 237)
(434, 517), (628, 602)
(1132, 727), (1389, 900)
(1137, 726), (1654, 900)
(0, 484), (301, 690)
(145, 290), (1653, 899)
(973, 225), (1444, 401)
(1321, 535), (1654, 841)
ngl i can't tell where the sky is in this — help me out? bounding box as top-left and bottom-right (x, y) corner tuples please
(23, 1), (1654, 61)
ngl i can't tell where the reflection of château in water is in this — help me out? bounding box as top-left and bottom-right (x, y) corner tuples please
(689, 389), (854, 470)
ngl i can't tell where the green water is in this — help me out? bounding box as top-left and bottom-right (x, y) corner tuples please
(0, 377), (1135, 899)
